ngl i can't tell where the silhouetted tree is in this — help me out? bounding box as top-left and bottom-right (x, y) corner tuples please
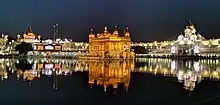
(132, 46), (148, 54)
(15, 59), (33, 71)
(15, 42), (33, 55)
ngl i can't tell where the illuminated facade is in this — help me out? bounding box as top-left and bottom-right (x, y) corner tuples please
(33, 43), (62, 52)
(88, 26), (135, 59)
(133, 21), (220, 57)
(18, 26), (41, 43)
(0, 58), (219, 92)
(88, 60), (134, 92)
(61, 41), (88, 52)
(0, 34), (8, 50)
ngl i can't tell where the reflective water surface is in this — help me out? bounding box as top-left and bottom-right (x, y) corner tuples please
(1, 58), (220, 104)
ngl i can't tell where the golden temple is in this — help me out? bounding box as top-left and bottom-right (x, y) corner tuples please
(88, 26), (135, 59)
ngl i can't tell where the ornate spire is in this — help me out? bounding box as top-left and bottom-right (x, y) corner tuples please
(104, 26), (108, 33)
(124, 27), (130, 37)
(90, 29), (94, 34)
(189, 20), (192, 24)
(113, 25), (119, 35)
(187, 20), (194, 26)
(28, 25), (33, 33)
(114, 25), (118, 31)
(124, 27), (129, 32)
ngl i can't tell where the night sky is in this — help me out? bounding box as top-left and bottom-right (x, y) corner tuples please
(0, 0), (220, 41)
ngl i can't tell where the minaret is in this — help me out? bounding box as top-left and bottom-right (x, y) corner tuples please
(28, 26), (33, 33)
(53, 24), (59, 41)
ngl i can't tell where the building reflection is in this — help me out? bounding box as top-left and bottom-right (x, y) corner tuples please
(0, 58), (220, 92)
(88, 60), (134, 92)
(0, 58), (134, 92)
(136, 58), (220, 91)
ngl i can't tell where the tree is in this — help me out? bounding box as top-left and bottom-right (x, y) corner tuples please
(15, 59), (33, 71)
(15, 42), (33, 55)
(132, 46), (148, 54)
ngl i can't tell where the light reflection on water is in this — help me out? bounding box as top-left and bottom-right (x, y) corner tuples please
(0, 58), (220, 93)
(0, 58), (135, 92)
(136, 58), (220, 92)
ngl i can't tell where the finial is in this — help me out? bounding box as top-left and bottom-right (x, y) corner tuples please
(114, 25), (118, 31)
(124, 27), (129, 32)
(126, 27), (129, 30)
(91, 28), (93, 33)
(188, 20), (194, 26)
(104, 26), (108, 32)
(189, 20), (192, 24)
(124, 27), (129, 33)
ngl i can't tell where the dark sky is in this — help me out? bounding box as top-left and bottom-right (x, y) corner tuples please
(0, 0), (220, 41)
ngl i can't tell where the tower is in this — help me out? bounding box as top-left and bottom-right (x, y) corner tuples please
(53, 24), (59, 41)
(28, 25), (33, 33)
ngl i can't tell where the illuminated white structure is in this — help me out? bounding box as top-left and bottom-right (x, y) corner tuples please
(171, 21), (204, 55)
(0, 34), (8, 50)
(133, 21), (220, 57)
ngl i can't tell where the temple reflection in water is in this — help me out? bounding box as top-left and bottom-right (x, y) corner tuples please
(88, 60), (134, 92)
(0, 58), (220, 92)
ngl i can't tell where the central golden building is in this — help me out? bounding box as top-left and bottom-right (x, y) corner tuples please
(88, 26), (135, 59)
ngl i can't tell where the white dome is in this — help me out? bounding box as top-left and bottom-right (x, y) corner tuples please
(177, 35), (184, 41)
(191, 29), (196, 34)
(190, 35), (197, 41)
(184, 29), (191, 34)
